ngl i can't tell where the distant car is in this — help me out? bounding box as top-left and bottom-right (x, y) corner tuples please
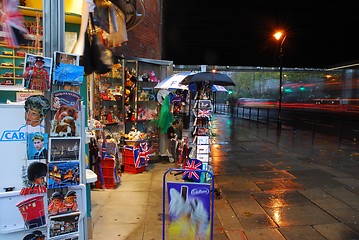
(2, 51), (13, 56)
(237, 98), (276, 107)
(2, 72), (14, 77)
(0, 80), (13, 85)
(1, 62), (13, 67)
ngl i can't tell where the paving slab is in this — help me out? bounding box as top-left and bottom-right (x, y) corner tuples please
(279, 226), (326, 240)
(313, 223), (359, 240)
(91, 222), (145, 239)
(264, 205), (338, 227)
(214, 199), (244, 232)
(249, 169), (296, 181)
(252, 191), (313, 208)
(254, 179), (304, 191)
(243, 228), (286, 240)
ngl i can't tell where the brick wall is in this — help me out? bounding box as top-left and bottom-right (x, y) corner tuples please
(119, 0), (163, 60)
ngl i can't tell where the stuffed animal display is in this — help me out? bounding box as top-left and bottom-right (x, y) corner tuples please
(124, 68), (137, 104)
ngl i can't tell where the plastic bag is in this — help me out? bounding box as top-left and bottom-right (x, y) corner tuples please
(82, 13), (113, 75)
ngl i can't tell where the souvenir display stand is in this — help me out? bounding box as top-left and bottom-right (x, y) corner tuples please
(0, 102), (87, 240)
(189, 82), (214, 177)
(0, 1), (90, 238)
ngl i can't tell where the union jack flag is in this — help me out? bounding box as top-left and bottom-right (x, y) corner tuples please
(139, 142), (149, 166)
(125, 145), (143, 168)
(182, 158), (202, 182)
(197, 109), (211, 118)
(100, 137), (107, 160)
(134, 147), (141, 168)
(1, 0), (29, 48)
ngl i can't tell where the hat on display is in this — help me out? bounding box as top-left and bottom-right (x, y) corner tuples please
(22, 233), (37, 240)
(27, 162), (47, 182)
(51, 191), (63, 199)
(35, 56), (45, 63)
(32, 230), (45, 238)
(65, 190), (76, 198)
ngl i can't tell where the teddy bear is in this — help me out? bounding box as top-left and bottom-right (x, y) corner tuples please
(149, 70), (158, 82)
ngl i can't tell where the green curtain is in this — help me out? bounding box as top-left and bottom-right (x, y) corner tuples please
(157, 95), (174, 134)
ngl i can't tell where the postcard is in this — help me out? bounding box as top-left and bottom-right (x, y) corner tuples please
(53, 51), (83, 85)
(48, 161), (80, 189)
(48, 211), (80, 238)
(27, 132), (49, 160)
(23, 53), (53, 92)
(49, 137), (80, 162)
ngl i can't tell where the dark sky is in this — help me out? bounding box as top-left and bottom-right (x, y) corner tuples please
(162, 1), (359, 69)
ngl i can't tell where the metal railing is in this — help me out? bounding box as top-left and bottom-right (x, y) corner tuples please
(214, 103), (359, 142)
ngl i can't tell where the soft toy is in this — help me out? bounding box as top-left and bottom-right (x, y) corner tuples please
(138, 90), (149, 101)
(125, 104), (134, 120)
(141, 72), (149, 82)
(125, 68), (137, 104)
(149, 70), (158, 82)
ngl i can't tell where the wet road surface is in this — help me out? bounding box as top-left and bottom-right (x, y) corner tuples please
(211, 113), (359, 240)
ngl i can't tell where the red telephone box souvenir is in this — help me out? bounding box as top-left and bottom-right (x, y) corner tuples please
(16, 195), (46, 229)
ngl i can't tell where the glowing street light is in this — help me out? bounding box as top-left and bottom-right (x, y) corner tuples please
(273, 31), (286, 130)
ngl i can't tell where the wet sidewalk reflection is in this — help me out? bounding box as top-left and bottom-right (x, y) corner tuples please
(211, 114), (359, 240)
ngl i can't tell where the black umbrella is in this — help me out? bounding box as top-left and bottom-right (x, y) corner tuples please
(180, 72), (235, 86)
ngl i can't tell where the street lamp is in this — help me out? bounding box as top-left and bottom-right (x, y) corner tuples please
(273, 31), (286, 130)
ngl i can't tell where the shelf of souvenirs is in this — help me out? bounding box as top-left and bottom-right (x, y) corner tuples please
(0, 84), (26, 91)
(19, 6), (81, 24)
(0, 55), (25, 60)
(0, 65), (24, 69)
(0, 78), (26, 90)
(0, 76), (23, 79)
(0, 43), (43, 50)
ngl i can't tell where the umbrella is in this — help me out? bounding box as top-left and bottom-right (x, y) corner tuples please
(155, 71), (229, 91)
(154, 72), (193, 90)
(180, 71), (235, 86)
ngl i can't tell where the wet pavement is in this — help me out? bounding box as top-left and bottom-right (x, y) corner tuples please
(211, 114), (359, 240)
(91, 113), (359, 239)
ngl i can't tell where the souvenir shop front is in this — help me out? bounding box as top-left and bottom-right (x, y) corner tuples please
(0, 1), (172, 239)
(87, 57), (173, 189)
